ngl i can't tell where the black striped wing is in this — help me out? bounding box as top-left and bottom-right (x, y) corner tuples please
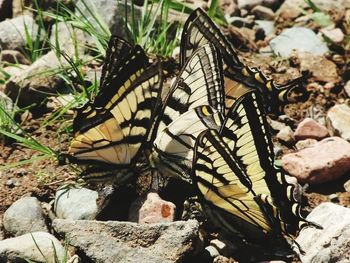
(152, 106), (223, 182)
(151, 43), (225, 140)
(181, 8), (309, 114)
(192, 129), (281, 240)
(67, 46), (162, 173)
(221, 90), (310, 234)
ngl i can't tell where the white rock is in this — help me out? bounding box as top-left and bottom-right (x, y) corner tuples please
(237, 0), (263, 10)
(296, 203), (350, 263)
(344, 80), (350, 97)
(276, 126), (294, 143)
(0, 232), (67, 263)
(269, 27), (329, 58)
(320, 28), (344, 43)
(54, 187), (98, 220)
(3, 197), (48, 236)
(327, 104), (350, 141)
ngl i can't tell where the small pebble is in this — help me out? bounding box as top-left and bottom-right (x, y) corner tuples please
(329, 194), (339, 202)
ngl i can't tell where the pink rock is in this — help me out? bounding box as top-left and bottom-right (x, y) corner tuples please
(320, 28), (344, 43)
(138, 193), (176, 224)
(294, 118), (329, 140)
(282, 137), (350, 184)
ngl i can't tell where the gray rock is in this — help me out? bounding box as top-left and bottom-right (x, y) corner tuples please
(53, 219), (199, 263)
(54, 187), (98, 220)
(3, 197), (48, 236)
(0, 232), (67, 263)
(251, 5), (275, 20)
(49, 21), (86, 56)
(12, 0), (33, 17)
(327, 104), (350, 141)
(237, 0), (263, 10)
(76, 0), (141, 39)
(0, 15), (41, 50)
(270, 27), (329, 58)
(255, 20), (275, 36)
(296, 203), (350, 263)
(0, 50), (30, 65)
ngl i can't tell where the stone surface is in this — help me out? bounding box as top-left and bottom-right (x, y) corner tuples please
(0, 15), (40, 50)
(344, 179), (350, 193)
(294, 118), (329, 140)
(4, 51), (64, 107)
(130, 192), (176, 224)
(0, 50), (30, 65)
(54, 187), (98, 220)
(269, 27), (329, 58)
(251, 5), (275, 20)
(296, 203), (350, 263)
(49, 21), (86, 56)
(298, 52), (340, 84)
(320, 28), (344, 43)
(255, 20), (275, 37)
(76, 0), (140, 39)
(295, 138), (318, 150)
(3, 197), (48, 236)
(282, 137), (350, 183)
(327, 104), (350, 141)
(0, 0), (12, 21)
(0, 232), (67, 263)
(219, 0), (239, 16)
(276, 126), (294, 143)
(53, 219), (199, 263)
(237, 0), (263, 10)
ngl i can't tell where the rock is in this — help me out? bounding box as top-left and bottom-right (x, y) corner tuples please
(205, 246), (220, 258)
(344, 179), (350, 192)
(262, 0), (281, 9)
(282, 137), (350, 183)
(251, 5), (275, 20)
(0, 0), (12, 21)
(54, 187), (98, 220)
(327, 104), (350, 141)
(294, 118), (329, 140)
(295, 138), (318, 150)
(344, 80), (350, 97)
(276, 0), (304, 22)
(53, 219), (199, 263)
(237, 0), (263, 10)
(298, 52), (340, 84)
(268, 118), (287, 131)
(328, 193), (338, 202)
(76, 0), (140, 39)
(0, 218), (4, 241)
(0, 232), (67, 263)
(269, 27), (329, 58)
(67, 254), (81, 263)
(0, 50), (30, 65)
(129, 192), (176, 224)
(49, 21), (86, 56)
(3, 197), (48, 236)
(320, 28), (344, 43)
(0, 91), (18, 113)
(276, 126), (294, 143)
(4, 51), (65, 107)
(227, 16), (255, 28)
(255, 20), (275, 37)
(296, 203), (350, 263)
(0, 15), (41, 50)
(12, 0), (33, 17)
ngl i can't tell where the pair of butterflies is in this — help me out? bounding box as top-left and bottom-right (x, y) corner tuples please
(62, 9), (314, 245)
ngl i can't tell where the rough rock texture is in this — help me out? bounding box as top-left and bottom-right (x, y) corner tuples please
(4, 51), (64, 107)
(298, 53), (340, 84)
(294, 118), (329, 140)
(0, 15), (40, 50)
(296, 203), (350, 263)
(282, 137), (350, 183)
(0, 232), (67, 263)
(251, 5), (275, 20)
(53, 219), (199, 263)
(0, 50), (30, 65)
(327, 104), (350, 141)
(76, 0), (140, 39)
(295, 138), (318, 150)
(129, 192), (176, 223)
(269, 27), (329, 58)
(54, 187), (98, 220)
(3, 197), (48, 236)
